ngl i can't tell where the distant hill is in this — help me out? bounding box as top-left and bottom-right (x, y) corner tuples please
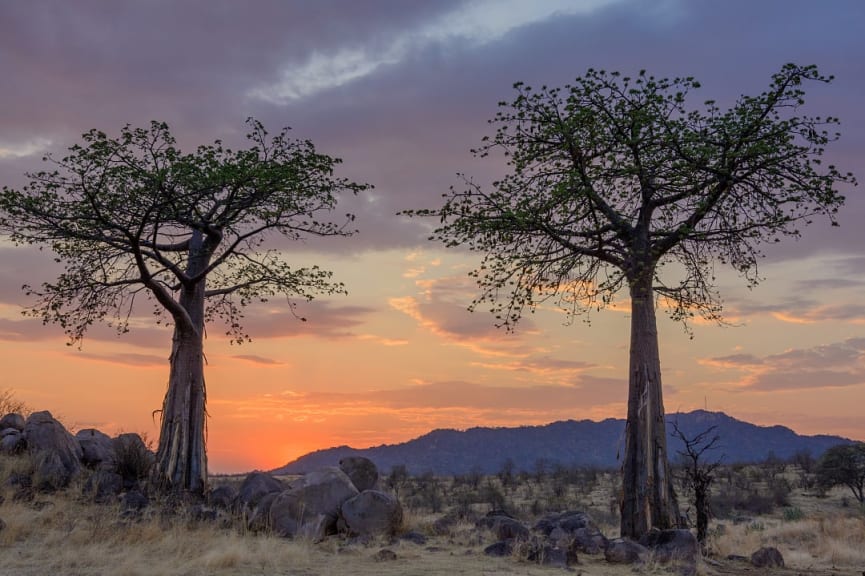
(271, 410), (853, 476)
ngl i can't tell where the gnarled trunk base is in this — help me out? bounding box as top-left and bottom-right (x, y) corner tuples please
(153, 330), (207, 495)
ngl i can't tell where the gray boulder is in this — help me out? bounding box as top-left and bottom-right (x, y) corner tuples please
(238, 471), (285, 512)
(640, 528), (698, 563)
(534, 510), (607, 554)
(208, 484), (237, 510)
(0, 413), (25, 431)
(341, 490), (403, 537)
(477, 512), (529, 541)
(112, 433), (153, 487)
(604, 538), (649, 564)
(751, 546), (784, 568)
(24, 411), (82, 489)
(76, 429), (115, 469)
(83, 469), (124, 503)
(339, 456), (379, 491)
(268, 491), (332, 540)
(276, 467), (359, 537)
(248, 491), (280, 532)
(0, 429), (25, 454)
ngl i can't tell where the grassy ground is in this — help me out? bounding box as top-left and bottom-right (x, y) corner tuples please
(1, 460), (863, 575)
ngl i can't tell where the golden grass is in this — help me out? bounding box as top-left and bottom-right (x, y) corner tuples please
(1, 462), (863, 576)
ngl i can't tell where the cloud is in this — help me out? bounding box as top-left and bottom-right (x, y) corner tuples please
(231, 354), (286, 366)
(249, 0), (625, 103)
(395, 272), (543, 341)
(703, 337), (865, 392)
(0, 137), (52, 159)
(215, 377), (627, 437)
(234, 301), (375, 341)
(71, 351), (166, 367)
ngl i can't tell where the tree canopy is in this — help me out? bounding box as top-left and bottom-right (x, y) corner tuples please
(0, 119), (368, 493)
(817, 442), (865, 503)
(0, 119), (366, 345)
(409, 64), (854, 329)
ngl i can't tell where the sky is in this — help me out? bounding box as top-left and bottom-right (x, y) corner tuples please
(1, 0), (863, 473)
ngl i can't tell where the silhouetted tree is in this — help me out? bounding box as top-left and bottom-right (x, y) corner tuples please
(816, 442), (865, 503)
(671, 421), (722, 544)
(403, 64), (854, 538)
(0, 120), (367, 494)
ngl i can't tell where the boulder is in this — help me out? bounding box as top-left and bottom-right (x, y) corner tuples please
(76, 429), (116, 469)
(83, 469), (124, 503)
(0, 413), (25, 431)
(604, 538), (649, 564)
(112, 433), (154, 487)
(24, 411), (82, 489)
(0, 429), (25, 455)
(267, 490), (339, 540)
(339, 456), (379, 491)
(208, 484), (237, 510)
(534, 510), (608, 554)
(484, 540), (513, 557)
(267, 467), (358, 538)
(248, 491), (280, 532)
(238, 471), (285, 512)
(641, 528), (698, 575)
(341, 490), (403, 537)
(751, 546), (784, 568)
(477, 512), (529, 541)
(640, 528), (698, 563)
(528, 543), (576, 568)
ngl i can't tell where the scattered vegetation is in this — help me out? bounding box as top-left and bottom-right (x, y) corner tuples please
(1, 449), (864, 575)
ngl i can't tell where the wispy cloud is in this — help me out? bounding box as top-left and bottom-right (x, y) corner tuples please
(0, 137), (52, 159)
(702, 337), (865, 392)
(231, 354), (286, 366)
(249, 0), (624, 103)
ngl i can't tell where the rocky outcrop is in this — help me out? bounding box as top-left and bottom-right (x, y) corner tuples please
(0, 413), (25, 431)
(751, 546), (784, 568)
(24, 411), (82, 490)
(339, 456), (379, 491)
(341, 490), (403, 537)
(605, 538), (649, 564)
(278, 467), (359, 538)
(76, 428), (116, 469)
(534, 510), (608, 554)
(478, 511), (530, 541)
(238, 471), (285, 512)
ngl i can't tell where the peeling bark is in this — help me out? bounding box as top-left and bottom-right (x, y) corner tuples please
(620, 273), (679, 539)
(153, 230), (210, 495)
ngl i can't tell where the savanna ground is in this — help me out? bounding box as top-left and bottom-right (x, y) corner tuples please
(0, 451), (863, 576)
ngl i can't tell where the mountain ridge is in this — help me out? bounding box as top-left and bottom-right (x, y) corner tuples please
(271, 410), (853, 476)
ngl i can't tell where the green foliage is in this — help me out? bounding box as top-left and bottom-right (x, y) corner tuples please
(816, 442), (865, 503)
(402, 64), (854, 330)
(782, 506), (805, 522)
(0, 119), (369, 345)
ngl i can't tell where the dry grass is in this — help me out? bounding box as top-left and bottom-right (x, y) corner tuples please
(1, 459), (863, 576)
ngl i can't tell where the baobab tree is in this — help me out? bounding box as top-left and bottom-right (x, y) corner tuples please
(0, 119), (368, 494)
(403, 64), (854, 538)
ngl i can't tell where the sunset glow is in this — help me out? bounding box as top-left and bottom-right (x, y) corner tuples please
(1, 1), (863, 473)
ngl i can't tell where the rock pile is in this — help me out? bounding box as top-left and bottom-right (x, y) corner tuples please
(1, 410), (151, 500)
(237, 457), (402, 540)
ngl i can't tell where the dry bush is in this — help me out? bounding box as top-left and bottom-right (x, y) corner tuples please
(0, 388), (30, 418)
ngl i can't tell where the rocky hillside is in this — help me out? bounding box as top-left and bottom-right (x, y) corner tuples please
(272, 410), (852, 476)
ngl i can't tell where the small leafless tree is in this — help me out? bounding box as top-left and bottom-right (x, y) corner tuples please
(671, 421), (722, 544)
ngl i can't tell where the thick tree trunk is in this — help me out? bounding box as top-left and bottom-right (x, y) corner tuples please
(153, 231), (210, 495)
(620, 274), (679, 539)
(153, 325), (207, 494)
